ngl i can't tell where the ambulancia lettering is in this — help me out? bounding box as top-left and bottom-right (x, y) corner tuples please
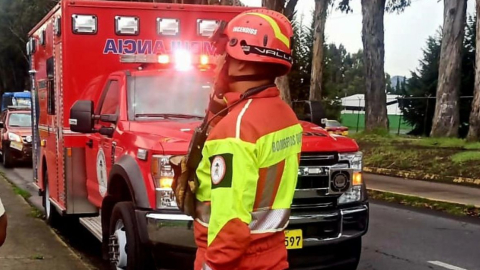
(103, 39), (216, 55)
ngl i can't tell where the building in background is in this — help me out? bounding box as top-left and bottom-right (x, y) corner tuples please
(339, 94), (412, 133)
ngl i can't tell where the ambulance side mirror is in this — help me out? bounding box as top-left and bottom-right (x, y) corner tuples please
(69, 100), (95, 133)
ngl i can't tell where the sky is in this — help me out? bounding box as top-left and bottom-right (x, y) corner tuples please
(240, 0), (476, 77)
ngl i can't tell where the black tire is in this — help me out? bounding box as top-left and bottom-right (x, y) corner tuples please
(2, 146), (14, 168)
(335, 238), (362, 270)
(108, 202), (154, 270)
(42, 171), (60, 227)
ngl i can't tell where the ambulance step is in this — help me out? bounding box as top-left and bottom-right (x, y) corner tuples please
(79, 216), (102, 242)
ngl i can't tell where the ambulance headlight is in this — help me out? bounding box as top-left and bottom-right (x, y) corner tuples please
(157, 18), (179, 36)
(197, 19), (219, 37)
(115, 16), (139, 35)
(338, 185), (364, 204)
(151, 155), (177, 209)
(339, 151), (363, 170)
(72, 14), (97, 34)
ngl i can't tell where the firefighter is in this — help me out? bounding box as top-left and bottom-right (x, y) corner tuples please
(193, 9), (302, 270)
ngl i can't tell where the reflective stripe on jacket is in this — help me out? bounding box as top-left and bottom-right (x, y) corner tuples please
(195, 87), (302, 270)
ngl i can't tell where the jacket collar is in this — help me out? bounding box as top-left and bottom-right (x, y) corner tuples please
(223, 87), (279, 106)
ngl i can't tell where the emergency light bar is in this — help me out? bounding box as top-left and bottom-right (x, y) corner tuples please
(119, 51), (215, 70)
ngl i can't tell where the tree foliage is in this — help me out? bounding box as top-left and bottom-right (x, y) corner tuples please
(0, 0), (58, 93)
(401, 16), (476, 137)
(289, 15), (365, 120)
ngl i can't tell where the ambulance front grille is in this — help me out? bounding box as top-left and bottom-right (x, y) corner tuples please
(292, 153), (349, 212)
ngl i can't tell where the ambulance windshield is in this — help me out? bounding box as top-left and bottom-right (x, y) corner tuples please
(128, 73), (212, 120)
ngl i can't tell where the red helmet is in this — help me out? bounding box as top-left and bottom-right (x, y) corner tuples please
(212, 9), (294, 76)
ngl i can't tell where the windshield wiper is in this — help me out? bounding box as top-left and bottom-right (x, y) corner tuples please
(135, 113), (204, 119)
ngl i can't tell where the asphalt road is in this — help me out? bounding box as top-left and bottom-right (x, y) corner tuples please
(3, 166), (480, 270)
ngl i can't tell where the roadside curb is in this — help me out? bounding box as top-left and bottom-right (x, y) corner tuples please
(364, 167), (480, 189)
(367, 188), (480, 208)
(367, 189), (480, 218)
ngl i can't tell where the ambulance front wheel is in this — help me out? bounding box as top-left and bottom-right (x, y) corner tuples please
(108, 202), (154, 270)
(42, 172), (60, 227)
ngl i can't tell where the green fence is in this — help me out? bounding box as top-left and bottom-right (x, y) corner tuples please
(340, 113), (412, 134)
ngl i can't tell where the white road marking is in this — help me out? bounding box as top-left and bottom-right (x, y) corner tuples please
(428, 261), (467, 270)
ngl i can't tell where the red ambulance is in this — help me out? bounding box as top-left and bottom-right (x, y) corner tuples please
(27, 1), (368, 269)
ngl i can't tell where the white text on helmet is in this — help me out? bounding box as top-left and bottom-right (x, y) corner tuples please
(232, 27), (258, 35)
(253, 47), (292, 62)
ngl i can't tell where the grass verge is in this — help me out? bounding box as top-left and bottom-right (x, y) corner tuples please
(368, 190), (480, 218)
(13, 186), (31, 200)
(353, 133), (480, 181)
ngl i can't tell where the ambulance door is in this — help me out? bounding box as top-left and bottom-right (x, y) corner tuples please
(85, 79), (120, 207)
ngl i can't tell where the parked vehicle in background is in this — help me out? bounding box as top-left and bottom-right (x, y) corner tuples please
(325, 119), (349, 136)
(1, 91), (32, 112)
(0, 106), (33, 167)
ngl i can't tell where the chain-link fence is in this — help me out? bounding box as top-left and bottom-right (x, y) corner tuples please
(339, 95), (474, 136)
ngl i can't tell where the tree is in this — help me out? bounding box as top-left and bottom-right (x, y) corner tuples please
(401, 35), (442, 136)
(289, 14), (311, 101)
(402, 17), (476, 137)
(385, 74), (394, 94)
(468, 2), (480, 141)
(309, 0), (331, 101)
(262, 0), (299, 105)
(430, 0), (468, 137)
(289, 13), (366, 119)
(338, 0), (411, 132)
(0, 0), (58, 93)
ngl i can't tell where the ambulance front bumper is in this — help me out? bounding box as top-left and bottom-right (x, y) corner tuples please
(145, 213), (196, 248)
(144, 202), (369, 248)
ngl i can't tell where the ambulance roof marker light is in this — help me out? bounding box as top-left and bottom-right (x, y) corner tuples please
(72, 14), (97, 34)
(157, 18), (179, 36)
(115, 16), (139, 36)
(197, 19), (219, 37)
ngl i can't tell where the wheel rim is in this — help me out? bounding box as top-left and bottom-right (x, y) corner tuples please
(109, 219), (128, 270)
(45, 182), (51, 219)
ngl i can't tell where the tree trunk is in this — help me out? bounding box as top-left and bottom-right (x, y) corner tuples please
(430, 0), (467, 137)
(309, 0), (329, 101)
(361, 0), (389, 131)
(262, 0), (297, 105)
(276, 76), (291, 106)
(467, 2), (480, 141)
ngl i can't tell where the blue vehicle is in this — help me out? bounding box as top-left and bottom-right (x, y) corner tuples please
(1, 91), (32, 111)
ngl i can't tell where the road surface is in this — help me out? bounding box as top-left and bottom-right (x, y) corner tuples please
(3, 166), (480, 270)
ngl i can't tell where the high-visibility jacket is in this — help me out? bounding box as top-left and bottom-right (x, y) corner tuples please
(194, 86), (303, 270)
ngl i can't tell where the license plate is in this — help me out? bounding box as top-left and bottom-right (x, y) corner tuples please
(10, 141), (23, 151)
(284, 229), (303, 249)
